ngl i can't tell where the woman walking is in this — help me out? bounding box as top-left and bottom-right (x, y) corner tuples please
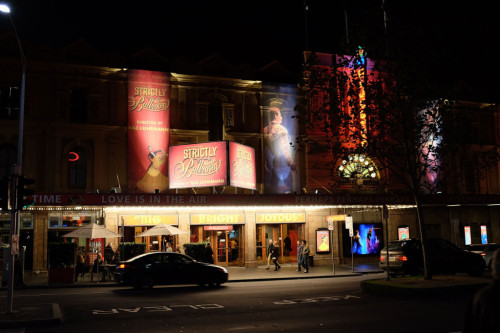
(271, 241), (281, 271)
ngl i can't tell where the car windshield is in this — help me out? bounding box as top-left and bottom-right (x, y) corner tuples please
(466, 245), (487, 251)
(387, 241), (412, 251)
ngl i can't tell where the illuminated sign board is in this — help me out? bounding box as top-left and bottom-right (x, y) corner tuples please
(327, 215), (346, 222)
(398, 227), (409, 240)
(464, 226), (471, 245)
(204, 225), (233, 231)
(229, 142), (256, 190)
(481, 225), (488, 244)
(121, 215), (178, 226)
(316, 229), (330, 254)
(256, 212), (305, 223)
(169, 141), (228, 189)
(191, 213), (245, 225)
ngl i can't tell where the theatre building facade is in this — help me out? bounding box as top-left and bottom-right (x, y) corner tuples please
(0, 42), (499, 274)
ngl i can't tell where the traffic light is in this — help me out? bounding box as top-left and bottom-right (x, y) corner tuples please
(0, 177), (9, 211)
(17, 176), (35, 210)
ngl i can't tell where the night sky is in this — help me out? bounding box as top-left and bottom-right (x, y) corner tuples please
(1, 0), (498, 100)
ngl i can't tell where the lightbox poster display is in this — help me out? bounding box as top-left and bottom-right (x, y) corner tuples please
(464, 226), (471, 246)
(127, 69), (171, 193)
(316, 229), (330, 254)
(228, 142), (256, 190)
(169, 141), (228, 189)
(481, 225), (488, 244)
(349, 223), (383, 255)
(398, 227), (409, 240)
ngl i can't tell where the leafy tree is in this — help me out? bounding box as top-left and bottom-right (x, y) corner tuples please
(295, 47), (458, 279)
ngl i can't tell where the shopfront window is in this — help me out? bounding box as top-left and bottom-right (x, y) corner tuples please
(190, 225), (244, 266)
(256, 223), (303, 264)
(0, 213), (34, 270)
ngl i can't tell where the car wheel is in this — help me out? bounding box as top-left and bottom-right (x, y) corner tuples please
(135, 275), (154, 289)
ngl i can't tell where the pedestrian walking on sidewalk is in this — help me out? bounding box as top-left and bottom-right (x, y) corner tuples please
(272, 241), (281, 271)
(296, 240), (303, 272)
(301, 240), (310, 273)
(464, 248), (500, 333)
(265, 239), (275, 270)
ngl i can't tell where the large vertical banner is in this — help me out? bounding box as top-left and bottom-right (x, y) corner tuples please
(128, 70), (170, 193)
(262, 84), (299, 194)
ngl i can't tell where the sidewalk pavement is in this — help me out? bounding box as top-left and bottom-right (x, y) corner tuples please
(0, 263), (493, 329)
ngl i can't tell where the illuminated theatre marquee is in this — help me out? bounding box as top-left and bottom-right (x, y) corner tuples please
(256, 212), (305, 223)
(191, 213), (245, 225)
(229, 142), (256, 190)
(169, 142), (228, 189)
(169, 141), (257, 191)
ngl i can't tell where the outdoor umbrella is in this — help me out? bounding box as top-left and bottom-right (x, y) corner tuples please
(63, 223), (121, 281)
(135, 223), (188, 237)
(62, 223), (122, 239)
(136, 224), (188, 252)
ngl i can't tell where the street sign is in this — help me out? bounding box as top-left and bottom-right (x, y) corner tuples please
(11, 235), (19, 255)
(345, 215), (353, 237)
(327, 216), (334, 231)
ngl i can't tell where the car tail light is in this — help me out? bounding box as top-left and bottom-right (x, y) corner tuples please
(380, 255), (385, 261)
(119, 264), (127, 269)
(481, 252), (486, 256)
(397, 256), (408, 261)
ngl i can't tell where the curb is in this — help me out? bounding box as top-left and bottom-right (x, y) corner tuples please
(0, 303), (61, 329)
(6, 270), (383, 290)
(360, 279), (490, 297)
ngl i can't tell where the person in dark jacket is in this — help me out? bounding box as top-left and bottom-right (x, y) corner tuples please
(265, 239), (274, 270)
(271, 241), (281, 271)
(296, 240), (303, 272)
(301, 240), (310, 273)
(204, 243), (214, 264)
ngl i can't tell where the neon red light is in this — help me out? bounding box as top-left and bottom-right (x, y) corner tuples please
(69, 152), (79, 162)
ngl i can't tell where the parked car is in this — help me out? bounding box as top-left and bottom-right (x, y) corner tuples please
(380, 238), (485, 276)
(465, 243), (500, 270)
(465, 244), (489, 255)
(483, 244), (500, 270)
(114, 252), (228, 289)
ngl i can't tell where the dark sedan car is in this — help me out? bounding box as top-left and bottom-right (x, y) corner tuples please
(465, 243), (500, 270)
(380, 238), (485, 276)
(114, 252), (228, 289)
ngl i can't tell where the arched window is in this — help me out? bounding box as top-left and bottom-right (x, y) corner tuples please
(0, 144), (17, 179)
(68, 147), (87, 188)
(69, 88), (88, 123)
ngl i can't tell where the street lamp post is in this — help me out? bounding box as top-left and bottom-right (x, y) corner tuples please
(1, 3), (26, 314)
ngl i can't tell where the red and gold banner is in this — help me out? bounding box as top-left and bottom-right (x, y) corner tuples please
(169, 141), (228, 189)
(127, 69), (170, 193)
(229, 142), (256, 190)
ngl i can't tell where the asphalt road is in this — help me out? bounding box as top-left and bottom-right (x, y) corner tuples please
(5, 274), (473, 333)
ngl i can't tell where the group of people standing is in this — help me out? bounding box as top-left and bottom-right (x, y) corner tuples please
(265, 239), (310, 273)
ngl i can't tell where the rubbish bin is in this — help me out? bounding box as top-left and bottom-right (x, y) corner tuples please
(308, 255), (314, 267)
